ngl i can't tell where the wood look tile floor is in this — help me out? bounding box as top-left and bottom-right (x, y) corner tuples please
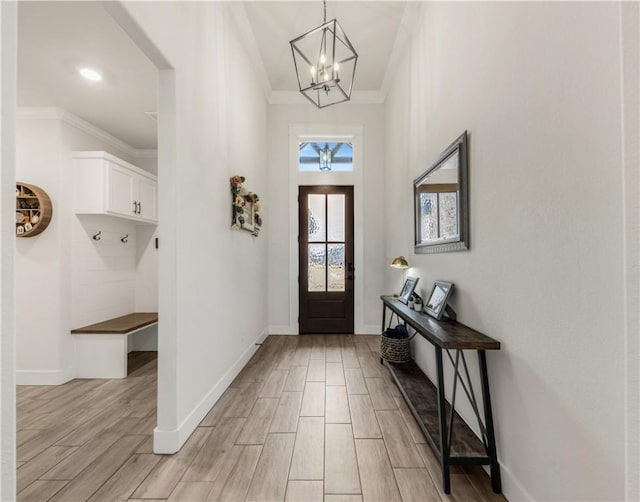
(16, 337), (507, 502)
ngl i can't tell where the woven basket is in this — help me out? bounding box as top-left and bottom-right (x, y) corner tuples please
(380, 333), (411, 363)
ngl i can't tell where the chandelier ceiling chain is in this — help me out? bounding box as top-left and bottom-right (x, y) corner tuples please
(289, 0), (358, 109)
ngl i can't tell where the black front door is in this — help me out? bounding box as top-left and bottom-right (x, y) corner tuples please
(298, 185), (354, 334)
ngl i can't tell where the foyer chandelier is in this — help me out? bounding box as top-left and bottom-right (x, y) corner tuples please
(289, 0), (358, 108)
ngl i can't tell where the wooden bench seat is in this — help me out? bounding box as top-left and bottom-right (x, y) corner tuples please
(71, 313), (158, 334)
(72, 312), (158, 379)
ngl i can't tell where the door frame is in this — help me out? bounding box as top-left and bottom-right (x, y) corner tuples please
(287, 124), (364, 334)
(298, 185), (355, 334)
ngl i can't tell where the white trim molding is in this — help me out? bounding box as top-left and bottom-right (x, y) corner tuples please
(288, 124), (366, 336)
(16, 107), (157, 161)
(153, 327), (269, 454)
(16, 366), (75, 386)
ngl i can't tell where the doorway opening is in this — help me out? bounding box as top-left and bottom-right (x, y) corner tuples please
(299, 185), (354, 334)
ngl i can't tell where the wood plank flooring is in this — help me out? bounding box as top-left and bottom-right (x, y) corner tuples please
(16, 336), (507, 501)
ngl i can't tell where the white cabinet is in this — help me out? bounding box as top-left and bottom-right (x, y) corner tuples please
(137, 175), (157, 221)
(73, 151), (157, 224)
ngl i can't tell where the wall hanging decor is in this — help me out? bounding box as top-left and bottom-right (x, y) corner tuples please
(15, 182), (53, 237)
(230, 175), (262, 236)
(414, 131), (469, 254)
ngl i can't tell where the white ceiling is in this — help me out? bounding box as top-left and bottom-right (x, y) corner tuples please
(17, 1), (158, 149)
(243, 1), (407, 92)
(17, 1), (409, 150)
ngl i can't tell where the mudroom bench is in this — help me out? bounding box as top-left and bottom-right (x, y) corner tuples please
(72, 312), (158, 379)
(380, 296), (502, 494)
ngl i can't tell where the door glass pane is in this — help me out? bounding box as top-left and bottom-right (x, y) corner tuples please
(308, 194), (325, 242)
(327, 244), (345, 291)
(327, 194), (345, 242)
(308, 244), (326, 291)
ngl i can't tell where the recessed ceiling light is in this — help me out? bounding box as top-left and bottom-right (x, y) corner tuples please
(78, 68), (103, 82)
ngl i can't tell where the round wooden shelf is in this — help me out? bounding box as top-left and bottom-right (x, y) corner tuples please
(15, 182), (53, 237)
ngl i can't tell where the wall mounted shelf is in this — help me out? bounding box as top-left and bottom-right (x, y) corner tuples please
(15, 182), (53, 237)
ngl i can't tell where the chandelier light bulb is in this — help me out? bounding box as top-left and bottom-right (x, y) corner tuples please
(334, 63), (339, 71)
(323, 72), (329, 82)
(320, 54), (326, 64)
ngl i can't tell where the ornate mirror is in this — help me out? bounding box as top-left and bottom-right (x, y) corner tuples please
(414, 131), (469, 253)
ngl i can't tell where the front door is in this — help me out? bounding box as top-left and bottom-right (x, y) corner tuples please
(299, 186), (354, 334)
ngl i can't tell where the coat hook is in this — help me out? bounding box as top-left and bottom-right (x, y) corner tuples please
(121, 234), (128, 243)
(92, 231), (102, 241)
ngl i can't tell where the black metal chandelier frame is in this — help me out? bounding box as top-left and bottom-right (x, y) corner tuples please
(289, 0), (358, 109)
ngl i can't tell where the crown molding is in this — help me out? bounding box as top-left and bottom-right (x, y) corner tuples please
(16, 107), (156, 160)
(269, 90), (385, 106)
(133, 149), (158, 159)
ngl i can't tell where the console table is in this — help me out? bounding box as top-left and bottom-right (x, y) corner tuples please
(380, 296), (502, 494)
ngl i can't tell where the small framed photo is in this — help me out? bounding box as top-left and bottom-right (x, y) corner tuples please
(398, 276), (419, 305)
(425, 281), (455, 320)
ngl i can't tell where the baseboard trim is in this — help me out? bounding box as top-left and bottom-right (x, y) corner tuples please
(16, 366), (74, 385)
(153, 327), (269, 454)
(268, 325), (380, 335)
(495, 459), (532, 501)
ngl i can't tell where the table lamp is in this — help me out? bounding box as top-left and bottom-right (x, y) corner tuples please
(390, 256), (409, 297)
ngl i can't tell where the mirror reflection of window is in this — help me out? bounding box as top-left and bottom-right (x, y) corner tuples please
(417, 150), (460, 244)
(414, 131), (468, 253)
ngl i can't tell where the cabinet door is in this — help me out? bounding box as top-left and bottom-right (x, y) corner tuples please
(107, 162), (137, 217)
(138, 176), (157, 222)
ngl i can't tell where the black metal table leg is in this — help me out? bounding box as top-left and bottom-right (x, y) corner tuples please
(435, 346), (451, 494)
(478, 350), (502, 493)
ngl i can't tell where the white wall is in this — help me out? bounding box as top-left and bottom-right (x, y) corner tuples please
(267, 104), (386, 334)
(71, 215), (138, 329)
(384, 2), (635, 500)
(621, 3), (640, 499)
(15, 113), (158, 384)
(116, 2), (269, 452)
(0, 1), (17, 496)
(15, 118), (73, 383)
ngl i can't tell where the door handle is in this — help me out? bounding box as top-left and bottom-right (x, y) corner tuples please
(137, 202), (141, 214)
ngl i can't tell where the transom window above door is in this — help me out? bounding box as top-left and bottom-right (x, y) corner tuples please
(298, 142), (353, 172)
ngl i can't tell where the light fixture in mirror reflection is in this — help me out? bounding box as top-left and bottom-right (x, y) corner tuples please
(414, 132), (469, 254)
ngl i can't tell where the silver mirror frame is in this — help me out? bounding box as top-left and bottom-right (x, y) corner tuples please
(414, 131), (469, 254)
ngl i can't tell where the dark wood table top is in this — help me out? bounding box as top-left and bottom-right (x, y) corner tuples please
(71, 312), (158, 334)
(381, 296), (500, 350)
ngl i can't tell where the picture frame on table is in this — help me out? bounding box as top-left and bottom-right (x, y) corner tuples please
(425, 281), (455, 320)
(398, 276), (419, 304)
